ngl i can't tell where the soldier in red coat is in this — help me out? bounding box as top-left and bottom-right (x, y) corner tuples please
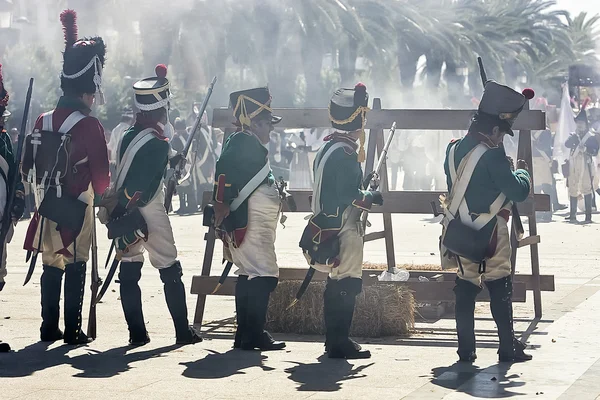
(22, 10), (110, 345)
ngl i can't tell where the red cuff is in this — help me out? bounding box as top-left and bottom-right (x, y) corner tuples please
(215, 174), (226, 203)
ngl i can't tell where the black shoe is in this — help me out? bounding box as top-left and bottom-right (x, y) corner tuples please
(458, 351), (477, 363)
(0, 342), (10, 352)
(498, 338), (533, 362)
(554, 204), (567, 211)
(175, 326), (203, 345)
(328, 339), (371, 359)
(40, 328), (64, 342)
(129, 333), (151, 346)
(64, 332), (92, 345)
(241, 331), (285, 351)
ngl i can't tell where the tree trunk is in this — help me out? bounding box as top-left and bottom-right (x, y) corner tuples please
(397, 43), (421, 89)
(425, 51), (444, 89)
(338, 38), (358, 86)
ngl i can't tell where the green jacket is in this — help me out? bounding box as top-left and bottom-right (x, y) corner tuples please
(309, 136), (377, 236)
(443, 134), (531, 240)
(212, 130), (274, 246)
(117, 123), (169, 209)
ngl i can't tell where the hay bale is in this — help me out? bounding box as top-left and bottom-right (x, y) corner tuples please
(266, 280), (414, 337)
(362, 262), (448, 271)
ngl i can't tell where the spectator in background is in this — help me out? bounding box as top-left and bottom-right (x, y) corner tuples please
(106, 108), (134, 168)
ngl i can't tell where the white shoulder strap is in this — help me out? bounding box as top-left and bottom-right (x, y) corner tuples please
(57, 111), (86, 134)
(41, 111), (54, 131)
(446, 143), (506, 230)
(230, 161), (271, 212)
(447, 144), (488, 216)
(311, 142), (352, 215)
(115, 128), (155, 189)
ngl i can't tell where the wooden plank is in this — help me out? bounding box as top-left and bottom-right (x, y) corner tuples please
(193, 226), (217, 326)
(364, 231), (386, 242)
(518, 235), (541, 248)
(392, 270), (554, 291)
(517, 104), (543, 319)
(373, 99), (397, 273)
(213, 108), (545, 131)
(201, 190), (551, 215)
(190, 275), (527, 302)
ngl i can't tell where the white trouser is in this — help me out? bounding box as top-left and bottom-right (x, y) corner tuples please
(231, 184), (280, 280)
(120, 190), (178, 269)
(532, 156), (553, 187)
(330, 207), (364, 280)
(569, 153), (595, 197)
(456, 217), (512, 287)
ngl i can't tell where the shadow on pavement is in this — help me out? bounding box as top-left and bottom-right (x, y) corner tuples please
(181, 349), (273, 379)
(69, 344), (182, 378)
(0, 341), (71, 377)
(285, 354), (374, 392)
(431, 362), (526, 398)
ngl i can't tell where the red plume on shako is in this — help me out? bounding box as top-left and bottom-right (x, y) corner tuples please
(521, 88), (535, 100)
(155, 64), (168, 79)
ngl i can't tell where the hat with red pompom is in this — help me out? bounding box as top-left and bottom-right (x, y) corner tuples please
(477, 81), (535, 136)
(133, 64), (171, 112)
(329, 83), (370, 161)
(59, 9), (106, 104)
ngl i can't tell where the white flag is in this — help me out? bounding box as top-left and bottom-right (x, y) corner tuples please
(554, 83), (576, 163)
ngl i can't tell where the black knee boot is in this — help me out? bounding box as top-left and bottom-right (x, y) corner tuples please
(159, 262), (202, 344)
(585, 194), (593, 223)
(234, 275), (249, 349)
(485, 276), (532, 362)
(241, 277), (285, 351)
(567, 196), (578, 222)
(327, 278), (370, 359)
(454, 277), (482, 362)
(63, 262), (91, 345)
(40, 265), (64, 342)
(119, 262), (150, 346)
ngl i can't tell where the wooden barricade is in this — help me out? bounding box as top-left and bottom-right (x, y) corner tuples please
(190, 99), (553, 329)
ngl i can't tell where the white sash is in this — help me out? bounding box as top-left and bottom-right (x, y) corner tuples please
(311, 142), (353, 215)
(445, 143), (506, 231)
(229, 162), (271, 212)
(114, 128), (155, 189)
(572, 131), (592, 160)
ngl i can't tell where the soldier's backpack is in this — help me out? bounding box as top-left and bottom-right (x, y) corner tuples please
(21, 111), (89, 231)
(21, 110), (87, 197)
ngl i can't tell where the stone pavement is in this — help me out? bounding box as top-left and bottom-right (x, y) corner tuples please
(2, 199), (600, 399)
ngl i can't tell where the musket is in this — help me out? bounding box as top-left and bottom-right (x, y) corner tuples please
(288, 122), (397, 309)
(359, 122), (396, 232)
(87, 209), (101, 339)
(477, 57), (525, 239)
(164, 76), (217, 212)
(0, 78), (33, 265)
(211, 260), (233, 294)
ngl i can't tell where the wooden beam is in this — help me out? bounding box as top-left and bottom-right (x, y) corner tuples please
(201, 190), (551, 215)
(190, 275), (527, 302)
(212, 108), (545, 131)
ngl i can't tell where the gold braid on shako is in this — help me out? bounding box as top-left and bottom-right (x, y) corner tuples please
(328, 104), (369, 163)
(233, 95), (273, 128)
